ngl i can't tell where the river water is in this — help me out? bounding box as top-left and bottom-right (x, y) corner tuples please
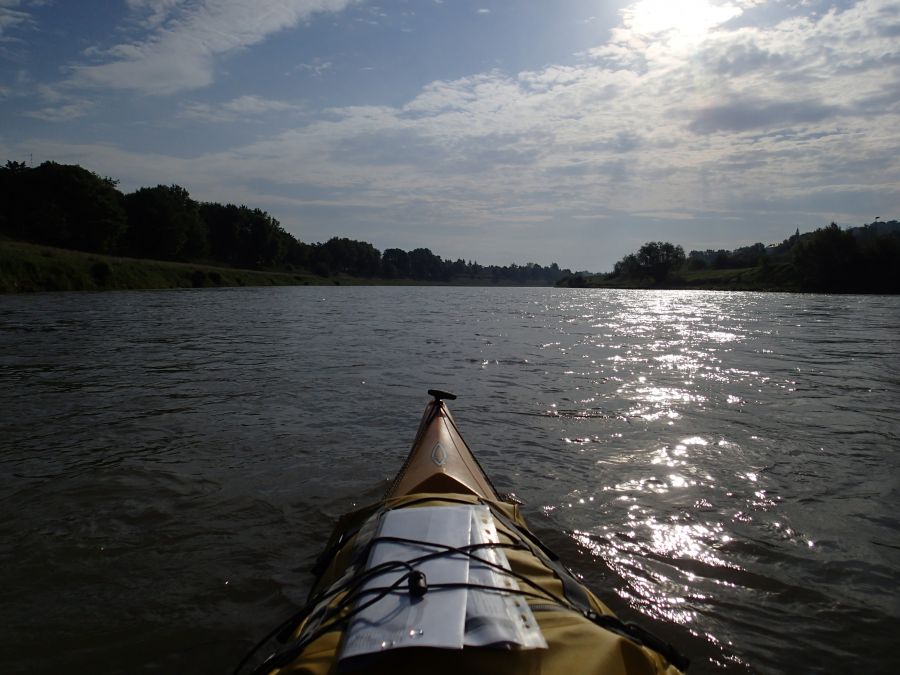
(1, 287), (898, 674)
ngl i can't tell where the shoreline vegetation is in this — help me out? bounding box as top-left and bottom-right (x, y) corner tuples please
(0, 239), (320, 292)
(559, 263), (802, 293)
(557, 225), (900, 294)
(0, 160), (570, 293)
(1, 160), (898, 294)
(0, 239), (557, 293)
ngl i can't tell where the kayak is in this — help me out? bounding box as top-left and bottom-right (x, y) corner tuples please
(236, 390), (688, 674)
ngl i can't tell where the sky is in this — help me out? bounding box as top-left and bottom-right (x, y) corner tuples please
(1, 0), (898, 271)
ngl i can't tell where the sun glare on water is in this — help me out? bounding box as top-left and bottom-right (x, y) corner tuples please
(624, 0), (743, 44)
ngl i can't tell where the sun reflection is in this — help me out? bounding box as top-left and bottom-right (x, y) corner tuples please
(705, 331), (741, 343)
(634, 385), (706, 405)
(549, 293), (804, 639)
(668, 474), (691, 488)
(627, 407), (681, 422)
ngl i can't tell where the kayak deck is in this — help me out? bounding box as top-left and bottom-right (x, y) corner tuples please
(234, 390), (689, 675)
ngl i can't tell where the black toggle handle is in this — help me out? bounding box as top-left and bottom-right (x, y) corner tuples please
(408, 570), (428, 597)
(427, 389), (457, 401)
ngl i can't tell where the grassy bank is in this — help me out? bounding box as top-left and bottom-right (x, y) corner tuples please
(673, 263), (801, 291)
(0, 239), (339, 293)
(0, 239), (567, 292)
(565, 263), (802, 292)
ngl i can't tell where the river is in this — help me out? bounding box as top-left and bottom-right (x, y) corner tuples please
(1, 286), (898, 674)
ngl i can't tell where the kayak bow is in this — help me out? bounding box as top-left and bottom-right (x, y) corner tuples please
(385, 389), (500, 500)
(238, 391), (688, 675)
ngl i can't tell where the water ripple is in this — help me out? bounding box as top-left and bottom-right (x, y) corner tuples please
(1, 287), (898, 673)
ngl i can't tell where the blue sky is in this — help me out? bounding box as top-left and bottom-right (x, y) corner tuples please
(2, 0), (898, 271)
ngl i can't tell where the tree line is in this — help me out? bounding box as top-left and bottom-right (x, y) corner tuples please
(559, 222), (900, 293)
(689, 222), (900, 292)
(0, 161), (570, 284)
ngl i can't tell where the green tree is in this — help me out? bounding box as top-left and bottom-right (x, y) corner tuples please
(199, 202), (292, 268)
(408, 248), (442, 280)
(245, 208), (287, 268)
(124, 185), (207, 260)
(320, 237), (381, 277)
(636, 241), (686, 282)
(793, 223), (861, 292)
(858, 233), (900, 293)
(202, 203), (243, 265)
(0, 161), (127, 253)
(612, 253), (641, 278)
(382, 248), (411, 278)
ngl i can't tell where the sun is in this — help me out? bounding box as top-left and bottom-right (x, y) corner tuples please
(623, 0), (742, 43)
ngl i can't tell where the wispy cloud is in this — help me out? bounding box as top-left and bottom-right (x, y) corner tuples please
(24, 99), (96, 122)
(180, 94), (301, 122)
(124, 0), (188, 29)
(688, 99), (843, 134)
(23, 83), (95, 121)
(67, 0), (355, 94)
(0, 9), (29, 38)
(0, 0), (46, 40)
(192, 0), (898, 240)
(294, 57), (333, 77)
(10, 0), (899, 267)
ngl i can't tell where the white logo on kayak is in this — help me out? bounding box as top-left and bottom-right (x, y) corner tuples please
(431, 442), (448, 466)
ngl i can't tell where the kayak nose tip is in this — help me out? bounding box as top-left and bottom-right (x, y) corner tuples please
(427, 389), (457, 401)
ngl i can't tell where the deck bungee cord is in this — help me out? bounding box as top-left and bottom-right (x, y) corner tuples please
(235, 392), (690, 675)
(236, 537), (546, 674)
(237, 521), (689, 674)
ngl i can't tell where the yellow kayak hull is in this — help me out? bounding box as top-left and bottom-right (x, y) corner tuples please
(238, 391), (687, 675)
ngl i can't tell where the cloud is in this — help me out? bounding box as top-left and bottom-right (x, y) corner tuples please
(0, 8), (29, 37)
(688, 99), (843, 133)
(294, 57), (333, 77)
(12, 0), (900, 268)
(124, 0), (189, 29)
(68, 0), (355, 94)
(22, 84), (96, 121)
(0, 0), (46, 40)
(700, 38), (790, 76)
(24, 99), (96, 122)
(220, 0), (898, 252)
(180, 94), (301, 122)
(93, 0), (891, 247)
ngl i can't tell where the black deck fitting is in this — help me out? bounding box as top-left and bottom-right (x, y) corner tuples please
(427, 389), (457, 401)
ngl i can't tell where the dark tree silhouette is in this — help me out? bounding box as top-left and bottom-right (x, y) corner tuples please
(0, 161), (127, 253)
(124, 185), (207, 261)
(318, 237), (382, 277)
(382, 248), (411, 278)
(608, 241), (685, 283)
(0, 159), (577, 287)
(636, 242), (686, 283)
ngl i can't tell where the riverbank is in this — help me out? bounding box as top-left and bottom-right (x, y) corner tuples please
(0, 240), (561, 292)
(0, 239), (360, 292)
(559, 263), (803, 292)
